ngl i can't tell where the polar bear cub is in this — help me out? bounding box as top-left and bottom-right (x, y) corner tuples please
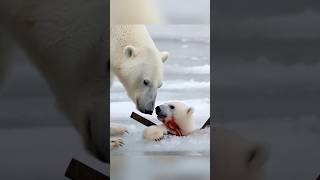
(143, 102), (197, 140)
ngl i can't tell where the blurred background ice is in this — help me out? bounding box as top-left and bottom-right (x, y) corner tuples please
(155, 0), (210, 24)
(111, 0), (210, 24)
(111, 156), (210, 180)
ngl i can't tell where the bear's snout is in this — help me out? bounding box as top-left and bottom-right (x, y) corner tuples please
(156, 105), (167, 119)
(145, 110), (153, 115)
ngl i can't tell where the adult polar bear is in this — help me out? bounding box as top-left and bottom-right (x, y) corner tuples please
(0, 0), (168, 163)
(0, 0), (109, 162)
(110, 25), (168, 113)
(109, 25), (169, 147)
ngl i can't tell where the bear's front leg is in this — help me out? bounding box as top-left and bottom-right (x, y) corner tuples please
(111, 123), (128, 136)
(143, 125), (167, 141)
(110, 137), (124, 149)
(110, 123), (128, 150)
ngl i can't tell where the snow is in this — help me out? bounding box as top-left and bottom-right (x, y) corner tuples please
(110, 25), (210, 156)
(110, 25), (210, 180)
(0, 24), (210, 179)
(111, 156), (210, 180)
(111, 100), (210, 155)
(165, 65), (210, 74)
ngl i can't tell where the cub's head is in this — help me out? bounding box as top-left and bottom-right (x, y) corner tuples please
(114, 44), (168, 114)
(155, 102), (194, 135)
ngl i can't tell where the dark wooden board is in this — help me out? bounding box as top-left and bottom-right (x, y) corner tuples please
(201, 117), (210, 129)
(131, 112), (210, 130)
(65, 159), (108, 180)
(130, 112), (156, 127)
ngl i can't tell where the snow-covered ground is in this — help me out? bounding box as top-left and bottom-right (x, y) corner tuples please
(111, 156), (210, 180)
(111, 100), (210, 155)
(110, 25), (210, 180)
(110, 25), (210, 156)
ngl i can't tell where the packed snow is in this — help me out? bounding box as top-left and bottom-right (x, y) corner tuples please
(110, 25), (210, 156)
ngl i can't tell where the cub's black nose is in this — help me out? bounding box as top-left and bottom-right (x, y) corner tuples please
(155, 106), (161, 115)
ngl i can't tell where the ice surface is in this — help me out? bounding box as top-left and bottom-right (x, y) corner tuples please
(111, 156), (210, 180)
(111, 25), (210, 156)
(111, 99), (210, 155)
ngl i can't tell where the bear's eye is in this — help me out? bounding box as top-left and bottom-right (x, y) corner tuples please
(143, 79), (150, 86)
(169, 105), (175, 110)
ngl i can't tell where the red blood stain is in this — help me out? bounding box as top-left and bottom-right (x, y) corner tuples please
(163, 116), (184, 136)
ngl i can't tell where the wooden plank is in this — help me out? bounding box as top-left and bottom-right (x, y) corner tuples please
(201, 117), (210, 129)
(65, 159), (108, 180)
(131, 112), (210, 130)
(130, 112), (156, 127)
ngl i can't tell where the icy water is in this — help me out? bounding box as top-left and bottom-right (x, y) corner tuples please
(110, 25), (210, 156)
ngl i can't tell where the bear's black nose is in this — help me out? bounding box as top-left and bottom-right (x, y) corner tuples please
(145, 110), (153, 115)
(155, 106), (161, 115)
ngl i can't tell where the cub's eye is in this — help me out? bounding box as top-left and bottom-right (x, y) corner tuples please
(169, 105), (175, 110)
(143, 79), (150, 86)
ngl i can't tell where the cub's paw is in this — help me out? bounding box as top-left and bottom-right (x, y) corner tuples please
(111, 123), (128, 136)
(110, 137), (124, 149)
(143, 126), (164, 141)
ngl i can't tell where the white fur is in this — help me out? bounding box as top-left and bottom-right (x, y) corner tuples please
(110, 25), (168, 146)
(167, 102), (195, 135)
(110, 24), (168, 108)
(0, 0), (108, 162)
(143, 124), (167, 140)
(0, 1), (168, 161)
(142, 102), (268, 180)
(143, 102), (196, 140)
(111, 0), (163, 24)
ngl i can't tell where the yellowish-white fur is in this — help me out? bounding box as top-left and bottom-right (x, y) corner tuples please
(110, 25), (168, 147)
(143, 102), (196, 140)
(111, 0), (163, 24)
(110, 24), (168, 106)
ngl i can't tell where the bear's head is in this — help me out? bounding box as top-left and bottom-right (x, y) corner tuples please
(155, 102), (194, 135)
(112, 42), (168, 115)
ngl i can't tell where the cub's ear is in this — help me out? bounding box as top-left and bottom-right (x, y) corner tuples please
(160, 51), (169, 62)
(124, 45), (136, 58)
(187, 107), (194, 116)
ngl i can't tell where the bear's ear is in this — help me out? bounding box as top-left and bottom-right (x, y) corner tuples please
(187, 107), (194, 116)
(160, 51), (169, 63)
(124, 45), (136, 58)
